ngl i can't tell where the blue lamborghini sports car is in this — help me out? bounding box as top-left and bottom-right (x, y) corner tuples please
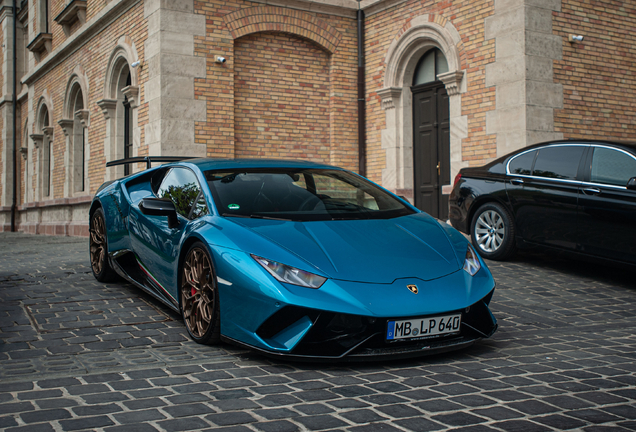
(89, 157), (497, 360)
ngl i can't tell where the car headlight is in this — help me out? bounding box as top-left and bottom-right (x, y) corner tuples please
(252, 255), (326, 288)
(463, 244), (481, 276)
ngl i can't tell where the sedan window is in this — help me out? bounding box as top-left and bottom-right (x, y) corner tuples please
(157, 168), (207, 219)
(591, 147), (636, 187)
(508, 150), (536, 175)
(532, 146), (585, 180)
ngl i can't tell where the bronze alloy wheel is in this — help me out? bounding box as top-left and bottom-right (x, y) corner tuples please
(89, 208), (117, 282)
(90, 213), (106, 275)
(180, 243), (220, 344)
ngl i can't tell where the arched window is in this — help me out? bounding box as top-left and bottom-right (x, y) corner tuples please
(98, 37), (140, 181)
(72, 89), (85, 191)
(412, 48), (449, 86)
(40, 108), (52, 197)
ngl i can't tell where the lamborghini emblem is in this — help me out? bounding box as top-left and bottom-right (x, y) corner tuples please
(407, 284), (418, 294)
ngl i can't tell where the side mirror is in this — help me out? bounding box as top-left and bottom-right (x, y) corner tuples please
(139, 198), (179, 228)
(627, 177), (636, 191)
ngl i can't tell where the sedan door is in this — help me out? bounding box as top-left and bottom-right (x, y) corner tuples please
(577, 146), (636, 263)
(505, 145), (587, 250)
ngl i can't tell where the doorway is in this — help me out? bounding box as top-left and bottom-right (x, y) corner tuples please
(411, 48), (450, 220)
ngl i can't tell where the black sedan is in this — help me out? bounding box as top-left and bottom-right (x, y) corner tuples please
(449, 140), (636, 264)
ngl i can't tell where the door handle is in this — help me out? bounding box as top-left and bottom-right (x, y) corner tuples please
(510, 178), (524, 185)
(582, 187), (601, 195)
(437, 162), (440, 176)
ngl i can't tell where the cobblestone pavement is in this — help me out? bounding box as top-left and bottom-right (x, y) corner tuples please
(1, 232), (635, 432)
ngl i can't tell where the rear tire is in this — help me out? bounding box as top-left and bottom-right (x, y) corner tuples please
(89, 208), (118, 282)
(180, 242), (221, 344)
(470, 202), (516, 260)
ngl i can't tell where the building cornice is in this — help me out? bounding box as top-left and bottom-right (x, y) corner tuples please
(245, 0), (407, 18)
(247, 0), (358, 18)
(360, 0), (409, 16)
(0, 5), (13, 22)
(22, 0), (140, 86)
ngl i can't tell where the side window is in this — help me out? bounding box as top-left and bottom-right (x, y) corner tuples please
(157, 168), (208, 219)
(591, 147), (636, 187)
(532, 146), (585, 180)
(508, 150), (537, 175)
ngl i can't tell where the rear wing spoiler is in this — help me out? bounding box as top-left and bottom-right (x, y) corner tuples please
(106, 156), (195, 170)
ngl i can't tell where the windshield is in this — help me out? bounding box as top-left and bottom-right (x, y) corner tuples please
(204, 168), (415, 221)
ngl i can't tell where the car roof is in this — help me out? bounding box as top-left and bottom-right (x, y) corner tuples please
(522, 139), (636, 153)
(180, 158), (342, 172)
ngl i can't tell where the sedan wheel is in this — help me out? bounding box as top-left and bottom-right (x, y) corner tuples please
(471, 203), (516, 260)
(180, 242), (220, 344)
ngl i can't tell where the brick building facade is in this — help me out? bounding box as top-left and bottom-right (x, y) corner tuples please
(0, 0), (634, 235)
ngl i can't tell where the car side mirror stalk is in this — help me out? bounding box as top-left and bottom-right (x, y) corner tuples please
(627, 177), (636, 191)
(139, 198), (179, 228)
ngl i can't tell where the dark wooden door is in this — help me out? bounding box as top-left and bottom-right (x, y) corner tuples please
(412, 82), (450, 219)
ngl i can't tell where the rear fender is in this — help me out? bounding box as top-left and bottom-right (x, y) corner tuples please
(464, 182), (512, 235)
(95, 182), (132, 252)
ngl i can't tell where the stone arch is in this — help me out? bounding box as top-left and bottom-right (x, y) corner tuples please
(35, 93), (52, 132)
(224, 7), (342, 54)
(384, 16), (462, 90)
(63, 66), (89, 119)
(103, 36), (139, 99)
(98, 36), (140, 180)
(377, 15), (467, 205)
(61, 66), (91, 194)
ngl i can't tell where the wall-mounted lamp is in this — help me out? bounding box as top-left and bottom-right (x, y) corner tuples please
(214, 55), (226, 64)
(568, 34), (584, 43)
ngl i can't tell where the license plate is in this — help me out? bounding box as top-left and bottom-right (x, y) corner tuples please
(386, 313), (461, 341)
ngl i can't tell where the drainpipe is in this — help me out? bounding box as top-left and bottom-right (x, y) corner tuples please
(357, 8), (366, 177)
(11, 0), (18, 232)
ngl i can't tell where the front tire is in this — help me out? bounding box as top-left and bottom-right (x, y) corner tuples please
(89, 207), (118, 282)
(470, 202), (516, 260)
(180, 242), (220, 344)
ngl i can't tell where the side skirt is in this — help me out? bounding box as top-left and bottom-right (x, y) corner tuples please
(109, 250), (180, 313)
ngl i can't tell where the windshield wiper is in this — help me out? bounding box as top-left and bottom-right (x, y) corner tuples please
(221, 213), (292, 221)
(324, 201), (371, 212)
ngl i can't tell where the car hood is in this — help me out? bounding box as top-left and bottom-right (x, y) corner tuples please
(231, 213), (462, 283)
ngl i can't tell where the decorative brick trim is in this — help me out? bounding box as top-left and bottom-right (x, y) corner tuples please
(19, 195), (93, 210)
(18, 222), (90, 237)
(224, 7), (342, 54)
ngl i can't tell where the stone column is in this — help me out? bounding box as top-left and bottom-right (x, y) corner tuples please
(438, 70), (468, 193)
(96, 99), (117, 180)
(58, 118), (75, 197)
(1, 3), (15, 212)
(485, 0), (564, 156)
(377, 87), (407, 196)
(143, 0), (207, 157)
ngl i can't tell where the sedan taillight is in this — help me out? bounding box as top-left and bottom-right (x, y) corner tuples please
(453, 173), (462, 187)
